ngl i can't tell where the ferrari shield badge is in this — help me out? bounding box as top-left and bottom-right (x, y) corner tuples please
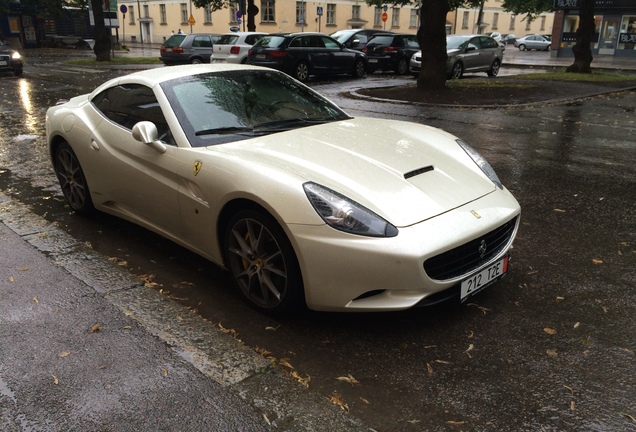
(193, 161), (203, 176)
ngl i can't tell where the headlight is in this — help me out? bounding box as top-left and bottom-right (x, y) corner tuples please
(11, 51), (21, 60)
(304, 182), (398, 237)
(456, 139), (503, 189)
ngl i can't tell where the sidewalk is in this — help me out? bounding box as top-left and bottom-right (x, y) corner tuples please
(0, 192), (363, 430)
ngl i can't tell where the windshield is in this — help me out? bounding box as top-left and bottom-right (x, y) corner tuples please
(330, 30), (355, 43)
(251, 35), (287, 48)
(161, 70), (351, 147)
(163, 35), (186, 47)
(216, 34), (239, 45)
(446, 36), (472, 50)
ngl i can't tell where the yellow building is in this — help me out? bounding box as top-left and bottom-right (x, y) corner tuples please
(118, 0), (553, 45)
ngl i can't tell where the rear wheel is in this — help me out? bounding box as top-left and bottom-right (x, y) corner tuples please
(53, 141), (94, 216)
(294, 61), (310, 82)
(191, 57), (203, 64)
(487, 59), (500, 77)
(224, 209), (304, 314)
(351, 59), (366, 78)
(396, 58), (409, 75)
(449, 61), (464, 80)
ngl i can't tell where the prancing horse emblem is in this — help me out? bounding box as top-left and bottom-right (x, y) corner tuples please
(478, 240), (487, 258)
(193, 161), (202, 176)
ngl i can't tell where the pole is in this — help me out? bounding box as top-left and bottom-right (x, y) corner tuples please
(189, 0), (193, 33)
(137, 0), (142, 44)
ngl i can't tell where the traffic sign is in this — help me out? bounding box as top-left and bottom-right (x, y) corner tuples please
(120, 4), (127, 14)
(381, 12), (388, 22)
(317, 6), (323, 16)
(188, 14), (196, 25)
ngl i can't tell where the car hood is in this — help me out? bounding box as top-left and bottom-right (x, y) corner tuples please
(216, 118), (497, 227)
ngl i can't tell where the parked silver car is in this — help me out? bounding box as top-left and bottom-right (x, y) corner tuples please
(514, 34), (551, 51)
(160, 33), (222, 65)
(210, 32), (266, 64)
(409, 34), (504, 80)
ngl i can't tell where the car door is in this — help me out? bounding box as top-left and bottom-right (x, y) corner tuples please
(191, 35), (213, 60)
(323, 35), (354, 73)
(476, 36), (497, 71)
(303, 35), (331, 74)
(461, 37), (482, 71)
(88, 83), (183, 237)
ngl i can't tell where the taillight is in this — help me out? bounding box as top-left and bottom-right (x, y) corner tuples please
(383, 47), (397, 53)
(230, 46), (240, 54)
(269, 50), (286, 58)
(160, 46), (167, 52)
(173, 47), (184, 53)
(248, 49), (253, 55)
(361, 47), (368, 52)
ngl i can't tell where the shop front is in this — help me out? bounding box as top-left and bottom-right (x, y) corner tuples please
(553, 0), (636, 58)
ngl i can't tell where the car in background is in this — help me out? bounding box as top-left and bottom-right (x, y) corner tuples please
(0, 40), (23, 76)
(514, 34), (551, 51)
(211, 32), (266, 64)
(246, 32), (367, 82)
(500, 34), (518, 45)
(363, 33), (420, 75)
(160, 33), (222, 65)
(45, 64), (520, 314)
(487, 32), (502, 43)
(330, 29), (392, 51)
(409, 34), (504, 80)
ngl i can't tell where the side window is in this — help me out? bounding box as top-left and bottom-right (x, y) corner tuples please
(91, 84), (175, 145)
(290, 37), (303, 47)
(194, 36), (212, 48)
(407, 37), (420, 48)
(322, 36), (340, 49)
(469, 38), (481, 49)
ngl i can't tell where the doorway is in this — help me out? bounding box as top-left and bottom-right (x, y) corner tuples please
(599, 16), (620, 55)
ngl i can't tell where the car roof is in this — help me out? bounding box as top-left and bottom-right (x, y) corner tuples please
(221, 31), (267, 36)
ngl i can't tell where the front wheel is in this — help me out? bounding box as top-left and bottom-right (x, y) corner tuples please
(449, 62), (464, 80)
(487, 59), (500, 77)
(53, 141), (94, 216)
(224, 209), (304, 314)
(294, 61), (310, 82)
(518, 44), (527, 51)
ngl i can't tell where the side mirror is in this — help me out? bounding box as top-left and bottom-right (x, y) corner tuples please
(132, 121), (167, 154)
(466, 46), (476, 52)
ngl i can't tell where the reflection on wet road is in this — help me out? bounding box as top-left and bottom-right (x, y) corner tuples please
(1, 57), (634, 431)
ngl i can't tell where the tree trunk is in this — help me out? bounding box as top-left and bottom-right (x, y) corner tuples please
(91, 0), (112, 61)
(247, 0), (256, 32)
(566, 0), (594, 73)
(416, 0), (451, 90)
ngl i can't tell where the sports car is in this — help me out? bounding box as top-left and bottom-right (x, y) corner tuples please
(45, 64), (520, 314)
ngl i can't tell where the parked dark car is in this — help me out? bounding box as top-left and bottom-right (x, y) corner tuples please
(409, 34), (504, 80)
(330, 29), (392, 51)
(160, 33), (221, 65)
(500, 34), (518, 45)
(0, 40), (23, 76)
(363, 34), (420, 75)
(246, 32), (367, 82)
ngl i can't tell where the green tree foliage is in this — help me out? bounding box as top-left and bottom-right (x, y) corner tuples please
(501, 0), (553, 18)
(364, 0), (483, 90)
(191, 0), (258, 31)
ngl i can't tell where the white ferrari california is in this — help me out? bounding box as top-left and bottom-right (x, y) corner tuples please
(46, 64), (520, 314)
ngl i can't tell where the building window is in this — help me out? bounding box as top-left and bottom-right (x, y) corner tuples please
(352, 5), (360, 20)
(160, 4), (167, 24)
(509, 14), (515, 30)
(525, 18), (532, 31)
(230, 5), (238, 23)
(143, 5), (149, 18)
(391, 8), (399, 28)
(492, 13), (499, 30)
(180, 3), (188, 24)
(296, 1), (306, 24)
(326, 4), (335, 26)
(129, 6), (135, 24)
(410, 9), (418, 28)
(462, 11), (469, 29)
(204, 4), (212, 23)
(374, 7), (382, 27)
(540, 16), (546, 31)
(261, 0), (275, 23)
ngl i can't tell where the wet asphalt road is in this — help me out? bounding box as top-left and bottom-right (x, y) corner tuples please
(0, 53), (635, 431)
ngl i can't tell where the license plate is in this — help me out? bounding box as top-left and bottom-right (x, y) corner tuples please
(256, 54), (266, 60)
(0, 61), (7, 66)
(368, 58), (378, 63)
(460, 256), (508, 301)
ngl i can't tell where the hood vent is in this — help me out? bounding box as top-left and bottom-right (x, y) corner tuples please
(404, 165), (434, 179)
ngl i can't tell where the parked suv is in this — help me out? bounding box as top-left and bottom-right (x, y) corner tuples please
(160, 33), (221, 65)
(363, 33), (420, 75)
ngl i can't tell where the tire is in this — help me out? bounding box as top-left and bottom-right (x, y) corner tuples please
(294, 61), (310, 82)
(191, 57), (203, 64)
(224, 209), (304, 314)
(396, 58), (409, 75)
(351, 58), (366, 78)
(487, 59), (500, 77)
(53, 141), (94, 216)
(449, 61), (464, 80)
(14, 69), (23, 76)
(518, 44), (526, 51)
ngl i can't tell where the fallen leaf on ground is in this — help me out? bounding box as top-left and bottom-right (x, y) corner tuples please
(51, 374), (59, 385)
(58, 351), (70, 358)
(592, 258), (603, 264)
(90, 323), (101, 333)
(33, 297), (39, 303)
(544, 327), (557, 335)
(546, 349), (558, 358)
(290, 370), (310, 388)
(336, 374), (359, 387)
(328, 393), (349, 412)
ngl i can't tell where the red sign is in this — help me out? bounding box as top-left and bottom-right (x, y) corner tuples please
(381, 12), (388, 22)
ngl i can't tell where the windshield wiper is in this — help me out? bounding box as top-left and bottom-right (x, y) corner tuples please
(253, 117), (335, 130)
(195, 126), (254, 136)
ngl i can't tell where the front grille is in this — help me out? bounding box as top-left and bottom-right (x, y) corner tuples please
(424, 216), (518, 281)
